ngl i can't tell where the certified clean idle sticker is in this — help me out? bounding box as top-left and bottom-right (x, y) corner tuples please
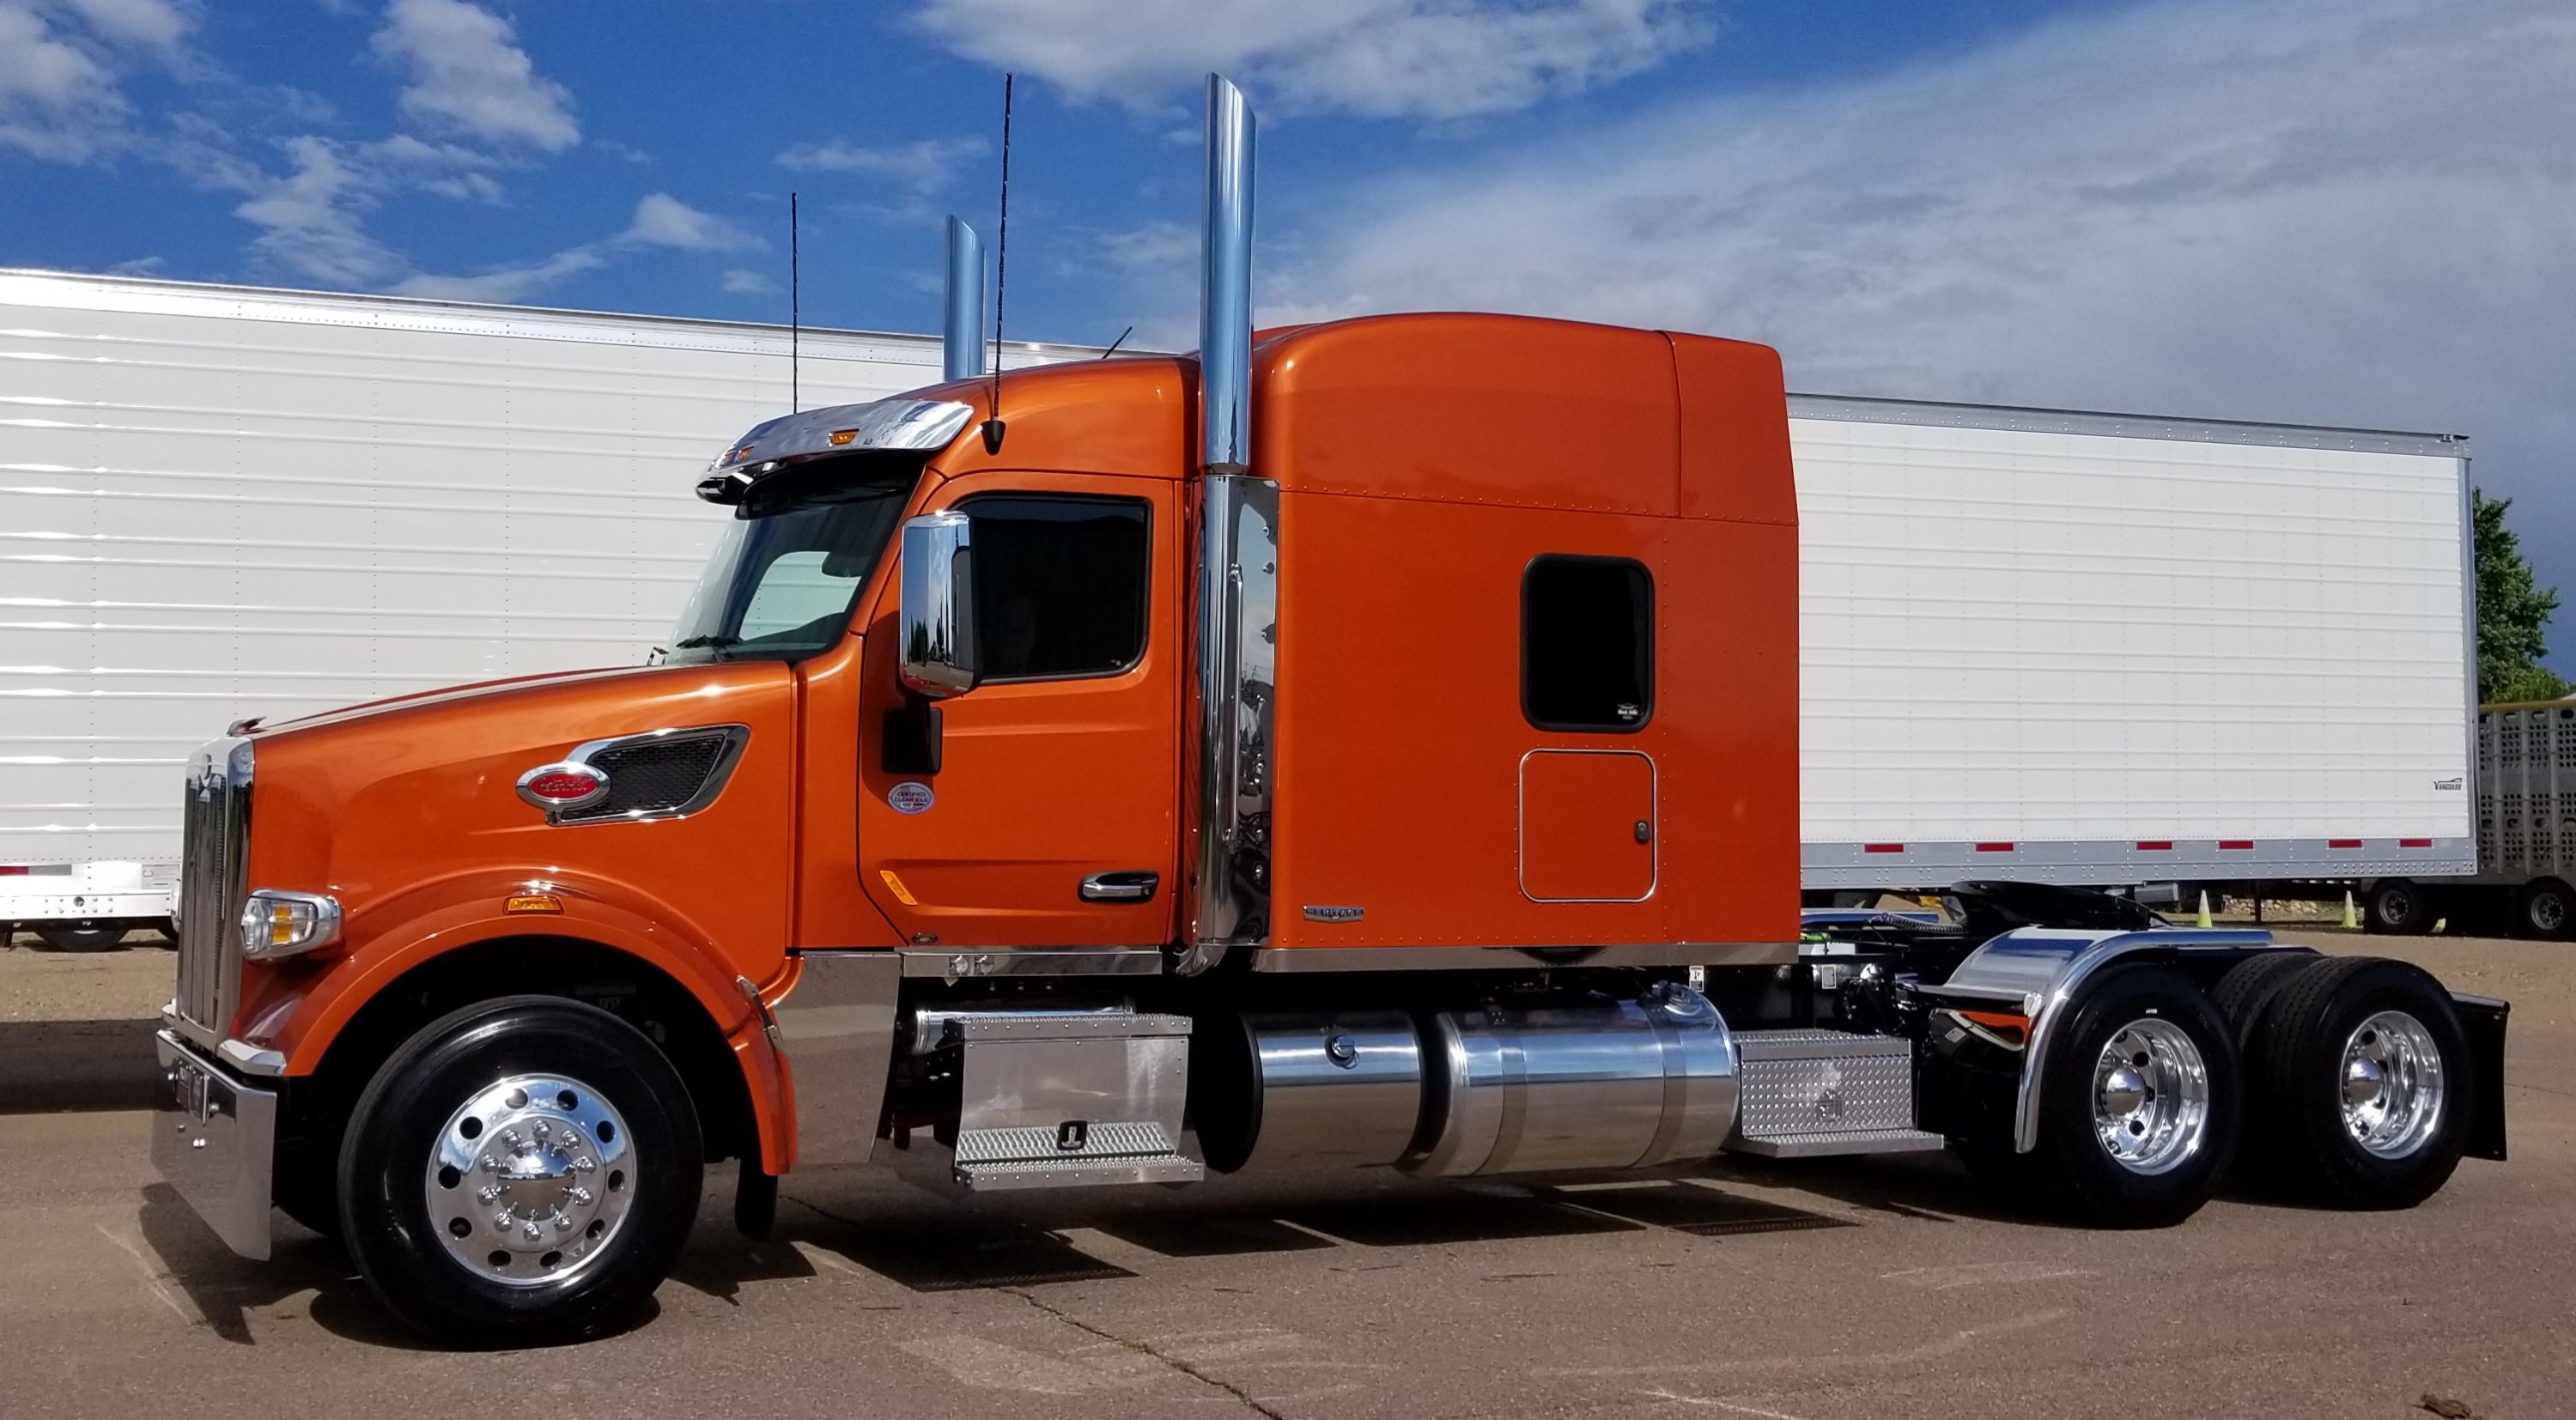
(888, 781), (936, 815)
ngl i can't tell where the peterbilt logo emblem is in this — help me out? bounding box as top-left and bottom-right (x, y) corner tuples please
(516, 762), (611, 813)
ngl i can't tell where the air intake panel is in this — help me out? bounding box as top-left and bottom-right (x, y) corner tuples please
(553, 725), (749, 824)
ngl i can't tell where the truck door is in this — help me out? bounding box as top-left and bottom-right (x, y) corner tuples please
(857, 471), (1181, 947)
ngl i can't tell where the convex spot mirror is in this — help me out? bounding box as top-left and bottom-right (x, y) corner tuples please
(899, 510), (980, 698)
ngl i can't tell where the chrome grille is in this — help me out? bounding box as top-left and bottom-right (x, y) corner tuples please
(174, 737), (252, 1042)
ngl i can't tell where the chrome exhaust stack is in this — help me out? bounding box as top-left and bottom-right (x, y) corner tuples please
(1182, 73), (1277, 971)
(941, 215), (985, 382)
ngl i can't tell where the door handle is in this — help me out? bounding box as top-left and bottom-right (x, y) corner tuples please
(1079, 871), (1160, 903)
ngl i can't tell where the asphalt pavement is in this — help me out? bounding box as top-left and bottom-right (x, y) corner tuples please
(1, 931), (2569, 1419)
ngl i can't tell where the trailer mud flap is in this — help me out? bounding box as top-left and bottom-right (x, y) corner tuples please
(2454, 993), (2509, 1162)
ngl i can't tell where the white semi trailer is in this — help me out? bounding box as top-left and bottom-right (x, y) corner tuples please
(0, 270), (1087, 946)
(2, 270), (2533, 944)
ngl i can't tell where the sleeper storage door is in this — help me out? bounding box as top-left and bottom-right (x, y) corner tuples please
(1521, 749), (1657, 901)
(858, 471), (1181, 947)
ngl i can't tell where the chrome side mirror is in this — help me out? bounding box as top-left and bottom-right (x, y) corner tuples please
(898, 511), (980, 698)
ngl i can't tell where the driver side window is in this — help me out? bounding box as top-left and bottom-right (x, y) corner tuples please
(958, 494), (1151, 682)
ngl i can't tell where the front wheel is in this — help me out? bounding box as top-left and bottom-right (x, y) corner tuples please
(338, 997), (702, 1345)
(2002, 967), (2240, 1228)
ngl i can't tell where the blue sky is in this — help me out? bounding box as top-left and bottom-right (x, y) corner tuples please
(3, 0), (2573, 669)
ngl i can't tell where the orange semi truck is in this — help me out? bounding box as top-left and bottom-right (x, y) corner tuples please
(152, 77), (2507, 1343)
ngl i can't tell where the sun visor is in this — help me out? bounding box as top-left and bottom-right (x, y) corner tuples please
(696, 397), (975, 507)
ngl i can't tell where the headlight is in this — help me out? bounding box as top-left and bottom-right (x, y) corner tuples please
(238, 889), (343, 961)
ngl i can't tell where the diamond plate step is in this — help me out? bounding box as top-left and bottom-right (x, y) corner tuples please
(1725, 1029), (1935, 1158)
(1727, 1127), (1947, 1159)
(954, 1154), (1206, 1191)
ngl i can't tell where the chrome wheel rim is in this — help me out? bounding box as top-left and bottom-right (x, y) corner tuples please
(2091, 1018), (2212, 1175)
(425, 1072), (635, 1287)
(2340, 1010), (2445, 1159)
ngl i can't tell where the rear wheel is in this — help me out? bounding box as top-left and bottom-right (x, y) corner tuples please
(2364, 880), (2431, 936)
(2518, 880), (2573, 940)
(2209, 950), (2317, 1053)
(338, 997), (702, 1345)
(33, 925), (128, 951)
(2245, 956), (2470, 1209)
(1996, 967), (2239, 1228)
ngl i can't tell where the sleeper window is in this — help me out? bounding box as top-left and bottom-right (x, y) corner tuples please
(1522, 555), (1654, 731)
(960, 495), (1151, 682)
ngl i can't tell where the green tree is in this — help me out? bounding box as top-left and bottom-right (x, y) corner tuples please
(2475, 489), (2572, 704)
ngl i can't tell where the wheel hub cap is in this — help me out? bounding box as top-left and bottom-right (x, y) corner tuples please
(2091, 1018), (2212, 1176)
(426, 1073), (635, 1287)
(2339, 1011), (2445, 1159)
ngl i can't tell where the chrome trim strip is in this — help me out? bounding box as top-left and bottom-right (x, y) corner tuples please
(770, 951), (902, 1168)
(898, 947), (1167, 980)
(152, 1029), (276, 1260)
(540, 724), (751, 827)
(1786, 391), (2470, 458)
(1183, 473), (1279, 970)
(1518, 749), (1658, 904)
(1245, 941), (1795, 974)
(173, 734), (252, 1050)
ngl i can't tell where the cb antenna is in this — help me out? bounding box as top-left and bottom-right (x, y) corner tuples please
(789, 191), (801, 411)
(981, 73), (1012, 454)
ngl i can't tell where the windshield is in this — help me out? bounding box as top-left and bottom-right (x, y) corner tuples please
(662, 463), (917, 666)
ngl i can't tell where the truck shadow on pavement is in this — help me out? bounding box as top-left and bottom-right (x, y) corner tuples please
(0, 1019), (159, 1112)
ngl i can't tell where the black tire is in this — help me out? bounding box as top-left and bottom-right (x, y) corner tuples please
(2245, 956), (2470, 1210)
(33, 925), (128, 951)
(2518, 880), (2573, 941)
(2209, 950), (2319, 1054)
(338, 996), (702, 1345)
(2364, 880), (2431, 936)
(2007, 966), (2240, 1228)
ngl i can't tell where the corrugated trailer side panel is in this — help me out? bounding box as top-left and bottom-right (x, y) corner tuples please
(0, 272), (1078, 895)
(1794, 397), (2475, 889)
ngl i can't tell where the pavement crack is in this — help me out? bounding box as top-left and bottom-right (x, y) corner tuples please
(1002, 1286), (1289, 1420)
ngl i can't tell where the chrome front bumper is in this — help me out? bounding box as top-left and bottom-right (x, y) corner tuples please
(151, 1029), (276, 1259)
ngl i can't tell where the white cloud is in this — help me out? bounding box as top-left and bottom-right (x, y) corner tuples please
(59, 0), (188, 52)
(911, 0), (1712, 119)
(776, 135), (987, 191)
(0, 0), (192, 160)
(1266, 0), (2576, 662)
(229, 136), (409, 287)
(720, 267), (779, 295)
(621, 191), (763, 253)
(372, 0), (577, 152)
(391, 245), (605, 302)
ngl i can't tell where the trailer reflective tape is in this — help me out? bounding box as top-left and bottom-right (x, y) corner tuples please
(2329, 839), (2364, 849)
(1975, 842), (2014, 853)
(2401, 838), (2433, 848)
(1863, 843), (1905, 853)
(2136, 841), (2172, 851)
(2219, 840), (2255, 851)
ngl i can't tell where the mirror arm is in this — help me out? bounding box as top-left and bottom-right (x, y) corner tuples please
(881, 695), (944, 776)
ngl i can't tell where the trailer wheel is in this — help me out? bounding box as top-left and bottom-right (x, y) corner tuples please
(33, 925), (128, 951)
(2246, 956), (2470, 1209)
(337, 996), (702, 1345)
(2518, 880), (2573, 940)
(2011, 967), (2239, 1228)
(2363, 880), (2431, 936)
